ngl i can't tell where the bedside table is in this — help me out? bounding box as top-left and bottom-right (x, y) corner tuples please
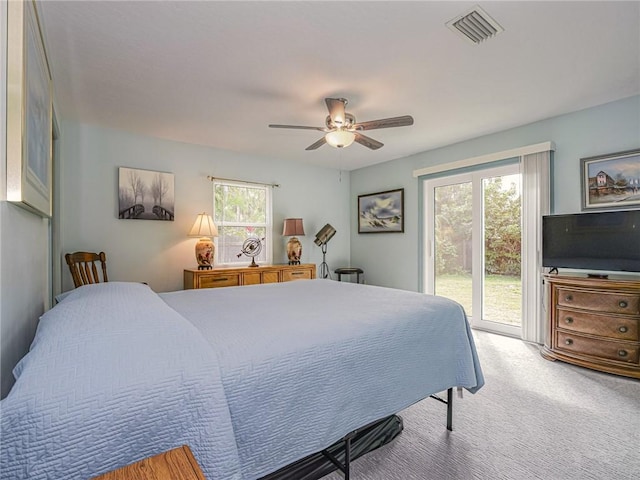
(91, 445), (206, 480)
(184, 263), (316, 289)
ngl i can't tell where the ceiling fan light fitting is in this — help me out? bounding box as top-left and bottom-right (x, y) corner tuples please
(325, 130), (355, 148)
(270, 97), (412, 151)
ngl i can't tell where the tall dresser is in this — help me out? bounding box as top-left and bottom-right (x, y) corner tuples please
(541, 275), (640, 379)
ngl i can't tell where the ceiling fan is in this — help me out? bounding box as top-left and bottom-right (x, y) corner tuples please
(269, 98), (414, 150)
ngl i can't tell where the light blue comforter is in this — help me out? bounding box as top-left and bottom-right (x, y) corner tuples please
(0, 282), (242, 479)
(161, 279), (484, 479)
(1, 280), (483, 480)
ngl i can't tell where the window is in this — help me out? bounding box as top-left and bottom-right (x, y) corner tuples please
(213, 180), (272, 266)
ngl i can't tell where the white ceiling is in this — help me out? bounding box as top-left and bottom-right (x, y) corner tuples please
(37, 1), (640, 171)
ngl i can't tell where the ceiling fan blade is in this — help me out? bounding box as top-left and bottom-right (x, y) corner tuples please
(269, 124), (327, 131)
(305, 136), (327, 151)
(325, 98), (348, 127)
(354, 115), (414, 131)
(354, 132), (383, 150)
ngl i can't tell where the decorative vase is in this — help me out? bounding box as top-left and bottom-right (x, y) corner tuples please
(286, 236), (302, 265)
(195, 237), (215, 269)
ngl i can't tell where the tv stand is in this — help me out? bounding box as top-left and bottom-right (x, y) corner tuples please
(541, 274), (640, 379)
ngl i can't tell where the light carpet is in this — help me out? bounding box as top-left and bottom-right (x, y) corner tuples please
(323, 330), (640, 480)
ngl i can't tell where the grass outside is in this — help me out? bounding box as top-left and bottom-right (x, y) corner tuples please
(435, 273), (521, 326)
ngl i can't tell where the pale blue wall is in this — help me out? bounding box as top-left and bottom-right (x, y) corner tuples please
(58, 121), (351, 293)
(0, 2), (52, 398)
(350, 95), (640, 291)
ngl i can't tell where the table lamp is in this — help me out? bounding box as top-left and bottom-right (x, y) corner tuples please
(282, 218), (305, 265)
(188, 213), (218, 269)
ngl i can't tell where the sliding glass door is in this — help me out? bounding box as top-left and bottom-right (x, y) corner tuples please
(424, 164), (522, 337)
(430, 176), (474, 317)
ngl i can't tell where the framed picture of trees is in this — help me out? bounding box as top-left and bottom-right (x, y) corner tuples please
(118, 167), (175, 220)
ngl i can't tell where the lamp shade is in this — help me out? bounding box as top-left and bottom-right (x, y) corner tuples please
(314, 223), (336, 246)
(282, 218), (305, 236)
(188, 213), (218, 237)
(325, 130), (355, 148)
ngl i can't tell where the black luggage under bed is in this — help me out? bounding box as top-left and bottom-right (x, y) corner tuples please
(260, 387), (454, 480)
(260, 414), (404, 480)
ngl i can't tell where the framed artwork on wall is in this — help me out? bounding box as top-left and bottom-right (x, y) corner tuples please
(358, 188), (404, 233)
(6, 0), (53, 217)
(118, 167), (175, 220)
(580, 149), (640, 211)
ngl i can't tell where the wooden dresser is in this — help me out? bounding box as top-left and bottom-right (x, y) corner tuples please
(541, 275), (640, 379)
(184, 263), (316, 289)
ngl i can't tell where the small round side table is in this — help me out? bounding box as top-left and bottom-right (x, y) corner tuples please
(334, 267), (364, 284)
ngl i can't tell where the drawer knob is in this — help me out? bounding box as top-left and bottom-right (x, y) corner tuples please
(618, 350), (628, 357)
(565, 295), (573, 302)
(618, 326), (629, 333)
(565, 317), (574, 324)
(564, 339), (573, 346)
(618, 300), (628, 308)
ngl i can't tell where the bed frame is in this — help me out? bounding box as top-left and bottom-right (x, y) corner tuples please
(262, 388), (453, 480)
(324, 389), (453, 480)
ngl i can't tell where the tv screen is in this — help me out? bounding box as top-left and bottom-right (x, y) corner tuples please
(542, 210), (640, 273)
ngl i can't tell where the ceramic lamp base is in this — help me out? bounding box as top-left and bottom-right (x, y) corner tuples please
(195, 237), (215, 269)
(286, 236), (302, 265)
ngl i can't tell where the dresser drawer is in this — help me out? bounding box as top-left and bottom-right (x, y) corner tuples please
(557, 288), (640, 314)
(198, 273), (241, 288)
(556, 331), (639, 364)
(263, 271), (279, 283)
(556, 308), (639, 341)
(282, 268), (312, 282)
(240, 270), (280, 285)
(243, 271), (262, 285)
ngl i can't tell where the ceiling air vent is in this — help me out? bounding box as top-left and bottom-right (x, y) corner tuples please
(446, 5), (504, 44)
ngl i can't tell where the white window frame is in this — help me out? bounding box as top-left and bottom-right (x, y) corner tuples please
(212, 179), (273, 266)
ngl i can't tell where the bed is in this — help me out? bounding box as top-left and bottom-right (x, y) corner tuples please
(0, 279), (484, 479)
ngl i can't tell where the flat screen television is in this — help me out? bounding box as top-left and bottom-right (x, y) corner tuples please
(542, 210), (640, 273)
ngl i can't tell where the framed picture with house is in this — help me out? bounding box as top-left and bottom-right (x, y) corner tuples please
(580, 149), (640, 211)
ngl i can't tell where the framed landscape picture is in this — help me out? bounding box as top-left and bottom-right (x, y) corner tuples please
(6, 0), (53, 217)
(118, 167), (175, 220)
(581, 149), (640, 211)
(358, 188), (404, 233)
